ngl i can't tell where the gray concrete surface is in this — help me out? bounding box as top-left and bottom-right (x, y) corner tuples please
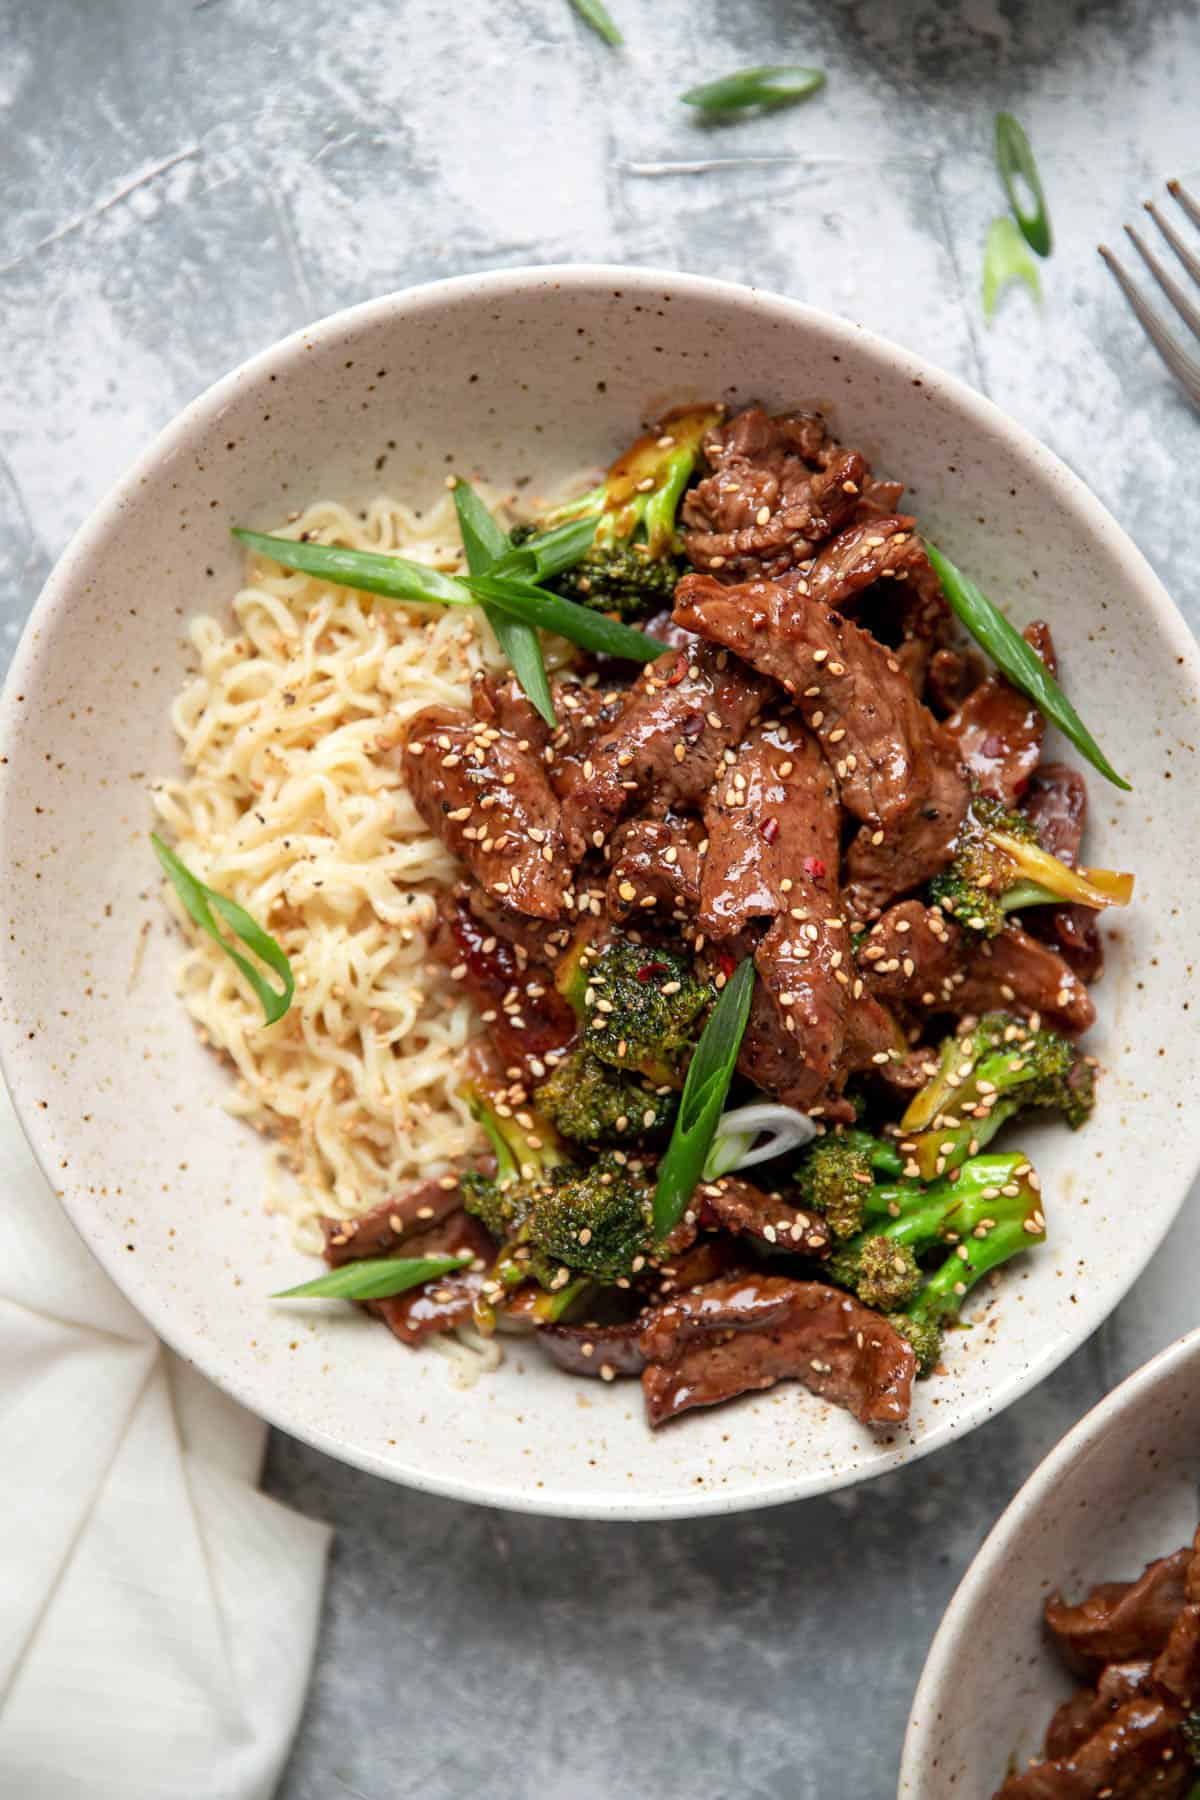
(2, 1), (1198, 1795)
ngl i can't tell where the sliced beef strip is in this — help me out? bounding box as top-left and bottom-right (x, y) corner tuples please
(1152, 1603), (1200, 1707)
(559, 643), (769, 857)
(955, 924), (1095, 1036)
(943, 621), (1055, 806)
(674, 574), (969, 918)
(693, 1174), (831, 1257)
(471, 670), (551, 754)
(802, 515), (930, 609)
(926, 646), (989, 717)
(639, 1274), (916, 1427)
(860, 904), (1095, 1035)
(859, 899), (964, 1010)
(853, 475), (906, 521)
(545, 677), (628, 803)
(431, 885), (576, 1080)
(536, 1319), (647, 1379)
(1044, 1663), (1153, 1760)
(320, 1173), (470, 1267)
(739, 912), (898, 1118)
(699, 714), (838, 937)
(993, 1695), (1189, 1800)
(401, 702), (570, 919)
(1045, 1549), (1191, 1679)
(682, 406), (866, 580)
(367, 1211), (496, 1346)
(606, 812), (704, 925)
(1022, 762), (1103, 984)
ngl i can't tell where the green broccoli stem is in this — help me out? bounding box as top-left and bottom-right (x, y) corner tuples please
(844, 1130), (905, 1179)
(906, 1191), (1045, 1331)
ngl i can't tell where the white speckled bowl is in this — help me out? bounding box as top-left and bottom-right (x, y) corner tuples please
(900, 1327), (1200, 1796)
(2, 266), (1199, 1518)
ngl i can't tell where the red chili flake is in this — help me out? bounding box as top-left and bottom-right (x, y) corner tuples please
(681, 711), (704, 739)
(665, 654), (689, 687)
(636, 961), (670, 983)
(760, 816), (780, 844)
(716, 948), (737, 979)
(803, 856), (827, 880)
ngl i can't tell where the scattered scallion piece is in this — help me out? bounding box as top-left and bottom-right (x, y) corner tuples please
(703, 1101), (817, 1182)
(495, 515), (598, 583)
(681, 65), (825, 115)
(465, 573), (669, 662)
(232, 527), (468, 606)
(273, 1253), (471, 1301)
(652, 959), (756, 1239)
(924, 543), (1130, 791)
(569, 0), (622, 47)
(982, 216), (1042, 320)
(151, 833), (294, 1024)
(994, 112), (1052, 257)
(452, 478), (555, 728)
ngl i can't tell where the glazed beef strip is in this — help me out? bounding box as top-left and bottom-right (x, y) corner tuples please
(691, 1174), (831, 1257)
(699, 717), (894, 1112)
(674, 573), (969, 918)
(698, 713), (837, 937)
(605, 812), (704, 925)
(861, 902), (1095, 1035)
(681, 406), (867, 580)
(536, 1320), (647, 1380)
(638, 1274), (916, 1427)
(994, 1695), (1190, 1800)
(367, 1211), (495, 1346)
(1043, 1662), (1154, 1761)
(401, 687), (571, 920)
(558, 643), (769, 858)
(1022, 762), (1103, 983)
(1044, 1549), (1192, 1678)
(943, 621), (1055, 806)
(802, 515), (930, 609)
(320, 1173), (470, 1266)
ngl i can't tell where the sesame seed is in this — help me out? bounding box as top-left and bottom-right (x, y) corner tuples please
(755, 504), (771, 526)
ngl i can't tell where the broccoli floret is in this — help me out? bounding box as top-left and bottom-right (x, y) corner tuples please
(534, 1047), (677, 1148)
(829, 1235), (922, 1310)
(461, 1086), (654, 1292)
(827, 1152), (1047, 1376)
(901, 1012), (1096, 1179)
(897, 1152), (1046, 1371)
(525, 1156), (655, 1284)
(514, 406), (720, 621)
(556, 930), (712, 1085)
(794, 1128), (906, 1239)
(886, 1311), (945, 1378)
(930, 794), (1133, 937)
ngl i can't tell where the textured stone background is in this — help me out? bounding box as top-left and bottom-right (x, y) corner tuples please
(2, 2), (1198, 1795)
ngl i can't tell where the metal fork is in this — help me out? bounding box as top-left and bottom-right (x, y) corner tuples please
(1100, 180), (1200, 406)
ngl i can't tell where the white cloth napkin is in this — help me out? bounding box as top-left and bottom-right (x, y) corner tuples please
(0, 1080), (331, 1799)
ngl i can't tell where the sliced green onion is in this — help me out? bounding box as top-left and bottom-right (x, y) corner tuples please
(924, 543), (1130, 791)
(453, 479), (555, 728)
(994, 112), (1052, 257)
(466, 574), (669, 663)
(681, 66), (825, 114)
(496, 515), (598, 583)
(232, 528), (468, 606)
(273, 1253), (471, 1301)
(703, 1101), (817, 1181)
(982, 216), (1042, 320)
(653, 959), (756, 1239)
(569, 0), (622, 46)
(152, 834), (294, 1025)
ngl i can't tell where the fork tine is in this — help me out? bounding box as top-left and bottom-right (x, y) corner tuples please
(1124, 221), (1200, 341)
(1168, 178), (1200, 233)
(1144, 200), (1200, 293)
(1099, 243), (1200, 406)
